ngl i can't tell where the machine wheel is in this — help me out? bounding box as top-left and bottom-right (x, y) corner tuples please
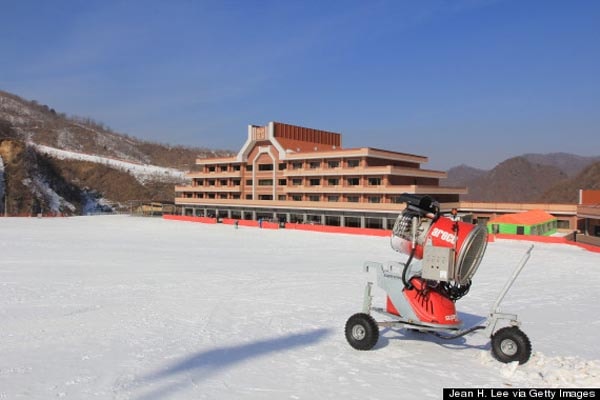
(345, 313), (379, 350)
(491, 326), (532, 364)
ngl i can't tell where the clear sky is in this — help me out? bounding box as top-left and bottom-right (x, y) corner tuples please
(1, 0), (599, 170)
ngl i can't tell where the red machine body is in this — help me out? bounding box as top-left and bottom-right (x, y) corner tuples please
(386, 196), (488, 327)
(386, 278), (460, 326)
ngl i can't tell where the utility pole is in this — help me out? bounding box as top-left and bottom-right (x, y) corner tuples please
(2, 174), (6, 217)
(3, 183), (7, 217)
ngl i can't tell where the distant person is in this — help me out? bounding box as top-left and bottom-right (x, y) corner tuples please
(258, 218), (263, 229)
(234, 220), (239, 229)
(450, 208), (460, 222)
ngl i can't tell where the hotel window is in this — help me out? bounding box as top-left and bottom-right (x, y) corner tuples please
(347, 177), (360, 186)
(246, 165), (253, 171)
(557, 220), (570, 229)
(278, 195), (287, 200)
(231, 194), (240, 199)
(309, 178), (321, 186)
(246, 194), (252, 200)
(278, 179), (287, 186)
(368, 177), (381, 186)
(258, 164), (273, 171)
(292, 195), (302, 201)
(219, 194), (228, 199)
(233, 179), (241, 186)
(391, 196), (403, 204)
(194, 179), (203, 186)
(208, 193), (216, 199)
(309, 195), (320, 202)
(208, 166), (216, 172)
(292, 178), (303, 186)
(258, 179), (273, 186)
(347, 159), (359, 168)
(368, 196), (381, 203)
(197, 193), (204, 198)
(220, 165), (228, 172)
(220, 179), (228, 186)
(347, 195), (359, 203)
(208, 179), (216, 186)
(279, 163), (287, 170)
(232, 165), (241, 171)
(327, 178), (339, 186)
(327, 160), (340, 168)
(292, 162), (303, 169)
(328, 195), (339, 202)
(309, 161), (320, 169)
(246, 179), (253, 185)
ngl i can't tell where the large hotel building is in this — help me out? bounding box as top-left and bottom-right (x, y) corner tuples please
(174, 121), (466, 229)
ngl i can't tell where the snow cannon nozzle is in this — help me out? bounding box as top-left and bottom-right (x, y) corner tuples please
(398, 193), (440, 220)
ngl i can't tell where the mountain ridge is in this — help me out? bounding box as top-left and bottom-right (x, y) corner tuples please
(0, 89), (233, 170)
(445, 154), (600, 203)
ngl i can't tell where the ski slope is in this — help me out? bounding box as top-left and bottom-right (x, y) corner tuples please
(0, 216), (598, 399)
(31, 143), (186, 184)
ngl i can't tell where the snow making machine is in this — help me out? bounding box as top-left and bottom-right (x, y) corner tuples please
(344, 194), (533, 364)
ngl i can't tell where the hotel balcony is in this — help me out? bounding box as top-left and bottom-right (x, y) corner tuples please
(282, 184), (467, 195)
(175, 185), (242, 193)
(282, 165), (446, 178)
(186, 170), (243, 179)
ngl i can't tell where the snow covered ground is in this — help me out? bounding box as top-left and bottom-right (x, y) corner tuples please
(1, 216), (599, 399)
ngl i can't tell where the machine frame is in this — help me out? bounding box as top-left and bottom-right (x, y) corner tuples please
(345, 245), (534, 364)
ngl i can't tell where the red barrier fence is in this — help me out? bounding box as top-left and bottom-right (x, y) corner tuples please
(163, 215), (217, 224)
(162, 215), (599, 253)
(220, 218), (280, 229)
(163, 215), (392, 236)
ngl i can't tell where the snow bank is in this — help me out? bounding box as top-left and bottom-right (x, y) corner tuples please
(21, 173), (76, 214)
(31, 143), (187, 184)
(478, 352), (600, 387)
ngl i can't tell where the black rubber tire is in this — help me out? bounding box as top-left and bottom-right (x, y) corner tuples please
(491, 326), (532, 364)
(345, 313), (379, 350)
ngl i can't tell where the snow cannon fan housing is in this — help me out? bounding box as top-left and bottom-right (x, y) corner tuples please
(390, 194), (488, 285)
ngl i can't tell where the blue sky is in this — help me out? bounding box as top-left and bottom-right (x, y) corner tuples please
(1, 0), (599, 170)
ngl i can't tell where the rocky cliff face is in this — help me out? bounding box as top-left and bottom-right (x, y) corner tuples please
(0, 139), (83, 215)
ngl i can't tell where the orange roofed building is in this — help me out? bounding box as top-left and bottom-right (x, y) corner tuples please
(488, 209), (558, 236)
(174, 121), (467, 229)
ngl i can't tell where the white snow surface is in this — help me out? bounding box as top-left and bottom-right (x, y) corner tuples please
(31, 143), (187, 184)
(0, 216), (599, 399)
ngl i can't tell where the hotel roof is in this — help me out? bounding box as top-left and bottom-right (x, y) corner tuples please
(489, 209), (556, 225)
